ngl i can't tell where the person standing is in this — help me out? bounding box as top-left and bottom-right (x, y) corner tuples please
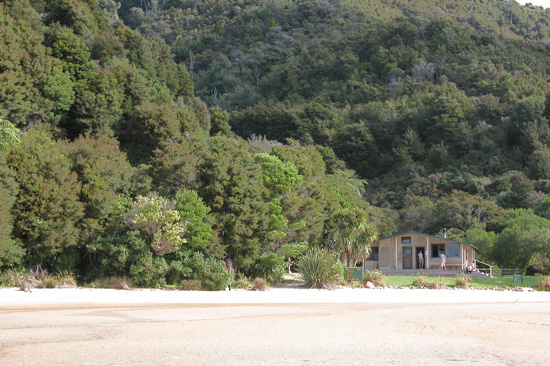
(440, 252), (446, 271)
(418, 250), (424, 269)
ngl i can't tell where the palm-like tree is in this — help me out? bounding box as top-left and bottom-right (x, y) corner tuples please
(333, 207), (378, 267)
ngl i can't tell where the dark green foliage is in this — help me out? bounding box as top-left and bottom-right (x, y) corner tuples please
(166, 249), (232, 290)
(0, 182), (23, 268)
(64, 133), (139, 245)
(44, 0), (107, 35)
(251, 253), (286, 283)
(209, 107), (231, 136)
(150, 132), (207, 196)
(200, 136), (270, 272)
(7, 126), (84, 266)
(130, 251), (168, 288)
(86, 234), (146, 278)
(4, 0), (550, 282)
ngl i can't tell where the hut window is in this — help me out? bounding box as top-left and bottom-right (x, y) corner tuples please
(448, 244), (459, 257)
(432, 244), (445, 258)
(401, 236), (411, 244)
(367, 247), (379, 261)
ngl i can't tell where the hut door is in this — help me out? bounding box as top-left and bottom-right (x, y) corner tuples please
(403, 246), (412, 269)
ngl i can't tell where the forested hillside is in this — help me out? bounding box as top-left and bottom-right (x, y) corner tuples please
(1, 0), (550, 285)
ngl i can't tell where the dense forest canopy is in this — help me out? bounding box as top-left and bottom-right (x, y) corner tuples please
(1, 0), (550, 285)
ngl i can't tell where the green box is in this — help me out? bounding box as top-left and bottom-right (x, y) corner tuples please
(345, 267), (363, 282)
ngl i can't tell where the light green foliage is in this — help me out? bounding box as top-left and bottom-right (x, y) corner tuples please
(0, 267), (26, 287)
(459, 228), (497, 258)
(0, 119), (21, 153)
(254, 152), (303, 241)
(125, 194), (187, 256)
(281, 242), (308, 273)
(431, 191), (506, 233)
(43, 65), (75, 112)
(534, 196), (550, 219)
(44, 23), (96, 92)
(254, 153), (303, 193)
(175, 189), (213, 251)
(272, 140), (326, 181)
(493, 210), (550, 271)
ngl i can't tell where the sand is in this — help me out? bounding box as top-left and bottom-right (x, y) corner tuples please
(1, 287), (550, 365)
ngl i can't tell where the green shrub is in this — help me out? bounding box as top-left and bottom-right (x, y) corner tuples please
(251, 253), (285, 283)
(454, 273), (472, 289)
(54, 270), (78, 288)
(412, 273), (446, 289)
(252, 277), (267, 291)
(297, 248), (343, 289)
(426, 276), (447, 289)
(86, 233), (148, 279)
(42, 276), (58, 288)
(201, 258), (232, 291)
(166, 260), (193, 284)
(539, 277), (550, 291)
(180, 279), (202, 291)
(364, 269), (386, 287)
(168, 249), (232, 290)
(130, 252), (168, 288)
(234, 275), (251, 289)
(412, 273), (429, 288)
(0, 268), (26, 287)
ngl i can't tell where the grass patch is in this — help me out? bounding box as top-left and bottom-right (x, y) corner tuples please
(384, 275), (542, 289)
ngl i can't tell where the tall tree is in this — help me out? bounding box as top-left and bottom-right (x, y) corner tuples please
(0, 153), (23, 268)
(7, 125), (84, 267)
(199, 136), (269, 271)
(64, 133), (140, 245)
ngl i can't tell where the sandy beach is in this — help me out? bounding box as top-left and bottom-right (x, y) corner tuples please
(1, 287), (550, 365)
